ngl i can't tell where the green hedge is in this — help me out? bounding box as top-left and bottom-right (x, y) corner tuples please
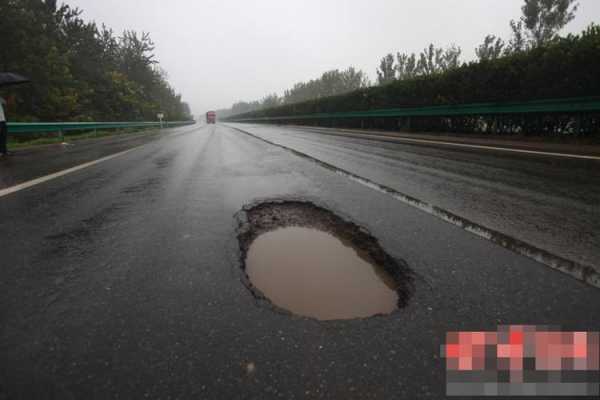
(226, 26), (600, 121)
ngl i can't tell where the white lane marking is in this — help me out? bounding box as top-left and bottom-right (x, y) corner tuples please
(0, 125), (205, 199)
(228, 124), (600, 288)
(288, 126), (600, 161)
(0, 148), (137, 198)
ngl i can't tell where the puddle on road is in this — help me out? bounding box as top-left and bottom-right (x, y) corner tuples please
(237, 201), (414, 321)
(246, 226), (398, 320)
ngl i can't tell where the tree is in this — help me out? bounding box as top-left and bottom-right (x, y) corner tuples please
(281, 67), (369, 104)
(511, 0), (579, 48)
(439, 44), (462, 71)
(0, 1), (191, 122)
(377, 54), (396, 85)
(118, 31), (157, 92)
(418, 44), (441, 75)
(476, 35), (506, 60)
(506, 20), (527, 54)
(221, 66), (369, 116)
(261, 94), (282, 109)
(340, 67), (370, 92)
(225, 24), (600, 137)
(417, 44), (461, 75)
(396, 53), (418, 80)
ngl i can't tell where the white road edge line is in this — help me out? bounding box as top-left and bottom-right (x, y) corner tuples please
(286, 126), (600, 161)
(227, 124), (600, 289)
(0, 148), (137, 198)
(0, 125), (203, 198)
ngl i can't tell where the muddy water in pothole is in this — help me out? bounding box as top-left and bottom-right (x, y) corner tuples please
(245, 226), (398, 320)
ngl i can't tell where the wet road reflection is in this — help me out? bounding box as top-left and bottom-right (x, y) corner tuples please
(230, 123), (600, 269)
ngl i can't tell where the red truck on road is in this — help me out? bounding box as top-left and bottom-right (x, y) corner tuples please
(206, 111), (216, 124)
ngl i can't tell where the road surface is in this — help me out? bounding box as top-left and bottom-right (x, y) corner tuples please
(227, 123), (600, 271)
(1, 124), (598, 399)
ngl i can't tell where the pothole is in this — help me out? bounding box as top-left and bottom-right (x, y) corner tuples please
(236, 201), (414, 321)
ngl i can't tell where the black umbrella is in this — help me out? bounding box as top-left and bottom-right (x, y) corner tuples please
(0, 72), (30, 88)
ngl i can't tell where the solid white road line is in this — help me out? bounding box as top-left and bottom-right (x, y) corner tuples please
(290, 126), (600, 161)
(0, 147), (137, 199)
(0, 124), (204, 199)
(229, 124), (600, 288)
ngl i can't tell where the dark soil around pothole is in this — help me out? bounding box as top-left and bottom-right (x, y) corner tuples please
(235, 200), (415, 316)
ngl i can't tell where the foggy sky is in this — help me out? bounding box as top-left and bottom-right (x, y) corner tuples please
(67, 0), (600, 116)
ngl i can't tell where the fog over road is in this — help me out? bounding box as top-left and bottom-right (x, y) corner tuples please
(1, 124), (598, 399)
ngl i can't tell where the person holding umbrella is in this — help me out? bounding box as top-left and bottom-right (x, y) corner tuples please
(0, 95), (7, 156)
(0, 72), (30, 156)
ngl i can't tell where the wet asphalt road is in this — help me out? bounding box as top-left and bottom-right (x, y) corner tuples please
(1, 124), (599, 399)
(0, 127), (197, 190)
(227, 123), (600, 270)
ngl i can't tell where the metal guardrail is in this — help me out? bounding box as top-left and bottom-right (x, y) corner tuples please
(7, 120), (195, 135)
(226, 97), (600, 122)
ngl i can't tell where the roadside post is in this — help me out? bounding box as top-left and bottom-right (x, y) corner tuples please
(157, 113), (165, 129)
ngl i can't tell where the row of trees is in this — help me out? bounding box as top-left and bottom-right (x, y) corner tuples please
(222, 0), (582, 119)
(225, 23), (600, 137)
(0, 0), (192, 122)
(217, 67), (370, 119)
(376, 44), (463, 85)
(477, 0), (578, 60)
(376, 0), (579, 84)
